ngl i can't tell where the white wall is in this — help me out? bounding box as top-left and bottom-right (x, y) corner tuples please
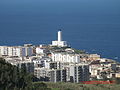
(51, 53), (80, 63)
(0, 46), (33, 57)
(36, 48), (44, 54)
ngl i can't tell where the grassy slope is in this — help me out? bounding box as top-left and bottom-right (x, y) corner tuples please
(44, 82), (120, 90)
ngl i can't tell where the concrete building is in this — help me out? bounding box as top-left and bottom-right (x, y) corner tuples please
(45, 61), (64, 70)
(89, 61), (117, 80)
(88, 54), (101, 61)
(17, 61), (34, 73)
(34, 68), (67, 82)
(0, 46), (25, 57)
(0, 46), (33, 57)
(33, 57), (64, 70)
(64, 66), (71, 82)
(51, 52), (81, 63)
(6, 58), (34, 74)
(0, 46), (8, 56)
(8, 47), (26, 57)
(69, 64), (90, 83)
(52, 30), (67, 47)
(89, 64), (101, 79)
(24, 47), (33, 56)
(36, 47), (47, 54)
(33, 57), (52, 68)
(34, 68), (50, 79)
(49, 69), (67, 82)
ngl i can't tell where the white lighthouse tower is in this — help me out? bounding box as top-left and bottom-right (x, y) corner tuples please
(58, 30), (62, 41)
(52, 30), (67, 47)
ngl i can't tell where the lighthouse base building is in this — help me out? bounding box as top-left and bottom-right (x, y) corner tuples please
(52, 41), (67, 47)
(52, 30), (68, 47)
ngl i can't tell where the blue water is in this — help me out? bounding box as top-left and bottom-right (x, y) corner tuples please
(0, 0), (120, 61)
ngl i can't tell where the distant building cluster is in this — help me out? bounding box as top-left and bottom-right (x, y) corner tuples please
(0, 44), (33, 57)
(0, 30), (120, 83)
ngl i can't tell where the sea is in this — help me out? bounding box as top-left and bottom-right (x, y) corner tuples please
(0, 0), (120, 61)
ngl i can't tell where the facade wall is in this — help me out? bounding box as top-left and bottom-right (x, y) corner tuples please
(49, 69), (67, 82)
(17, 62), (34, 73)
(52, 41), (67, 47)
(0, 46), (33, 57)
(70, 64), (90, 83)
(0, 46), (8, 56)
(25, 47), (33, 56)
(51, 53), (80, 63)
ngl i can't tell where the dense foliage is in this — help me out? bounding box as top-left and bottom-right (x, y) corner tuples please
(73, 49), (86, 54)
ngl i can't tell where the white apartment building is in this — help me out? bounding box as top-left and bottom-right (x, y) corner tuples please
(0, 46), (8, 56)
(36, 47), (47, 54)
(0, 46), (33, 57)
(51, 52), (81, 63)
(8, 47), (25, 57)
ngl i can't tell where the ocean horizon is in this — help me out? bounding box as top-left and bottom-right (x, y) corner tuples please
(0, 0), (120, 61)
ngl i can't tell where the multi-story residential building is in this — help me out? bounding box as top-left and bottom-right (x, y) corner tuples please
(33, 57), (64, 70)
(51, 52), (81, 63)
(33, 57), (52, 68)
(6, 58), (34, 74)
(17, 61), (34, 74)
(49, 69), (67, 82)
(0, 46), (24, 57)
(34, 68), (67, 82)
(89, 60), (117, 80)
(34, 68), (50, 79)
(49, 62), (61, 69)
(24, 46), (33, 56)
(64, 66), (71, 81)
(36, 47), (48, 54)
(8, 47), (25, 57)
(69, 64), (90, 83)
(89, 64), (101, 79)
(0, 46), (33, 57)
(0, 46), (9, 56)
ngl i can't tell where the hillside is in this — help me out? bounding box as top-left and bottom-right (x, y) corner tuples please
(1, 58), (120, 90)
(45, 82), (120, 90)
(0, 58), (50, 90)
